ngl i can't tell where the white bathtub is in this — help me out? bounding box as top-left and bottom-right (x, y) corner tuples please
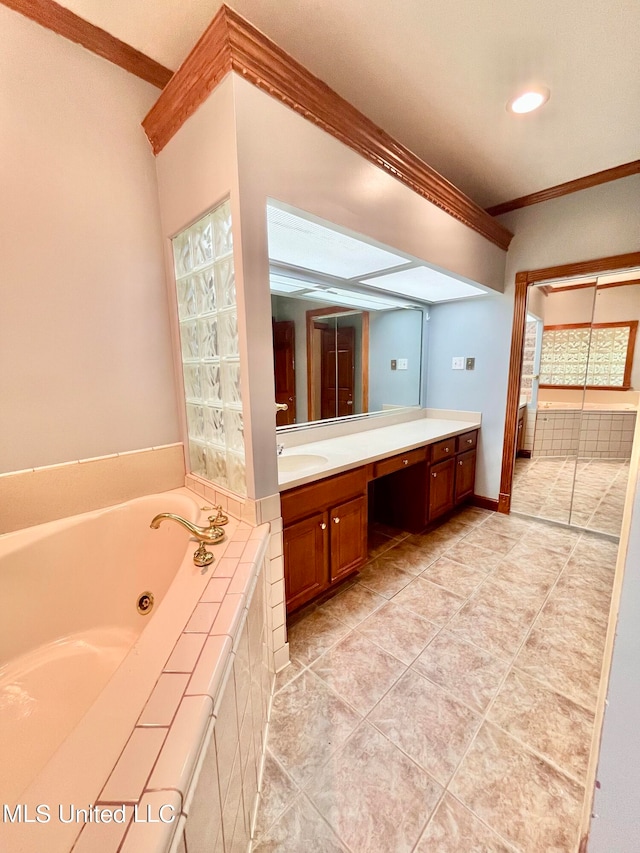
(0, 488), (269, 853)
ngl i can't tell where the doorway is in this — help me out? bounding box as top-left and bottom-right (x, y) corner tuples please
(500, 252), (640, 536)
(306, 306), (369, 422)
(273, 319), (297, 426)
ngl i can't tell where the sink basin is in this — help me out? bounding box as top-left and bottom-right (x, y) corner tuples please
(277, 453), (328, 473)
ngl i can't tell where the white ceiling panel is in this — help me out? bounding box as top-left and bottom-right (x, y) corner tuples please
(267, 205), (409, 278)
(362, 266), (487, 303)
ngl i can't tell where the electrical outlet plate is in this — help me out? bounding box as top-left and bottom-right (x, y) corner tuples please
(397, 358), (408, 370)
(452, 357), (465, 370)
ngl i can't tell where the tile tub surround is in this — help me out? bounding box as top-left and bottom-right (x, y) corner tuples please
(4, 504), (273, 853)
(185, 472), (288, 676)
(254, 508), (618, 852)
(532, 410), (636, 459)
(276, 410), (481, 490)
(0, 443), (185, 534)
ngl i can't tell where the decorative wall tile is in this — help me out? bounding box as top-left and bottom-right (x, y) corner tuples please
(172, 199), (245, 496)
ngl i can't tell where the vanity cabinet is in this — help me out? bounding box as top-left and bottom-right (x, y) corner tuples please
(372, 429), (479, 529)
(429, 457), (455, 518)
(454, 449), (477, 502)
(282, 469), (368, 612)
(281, 428), (479, 612)
(282, 512), (327, 612)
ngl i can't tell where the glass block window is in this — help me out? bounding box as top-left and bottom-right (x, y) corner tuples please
(540, 322), (637, 389)
(172, 199), (245, 495)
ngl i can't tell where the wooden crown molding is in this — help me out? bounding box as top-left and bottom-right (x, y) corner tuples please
(142, 4), (513, 252)
(2, 0), (173, 89)
(485, 160), (640, 217)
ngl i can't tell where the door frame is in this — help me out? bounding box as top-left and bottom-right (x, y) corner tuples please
(306, 306), (369, 421)
(499, 250), (640, 514)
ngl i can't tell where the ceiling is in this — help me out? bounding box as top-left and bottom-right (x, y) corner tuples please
(54, 0), (639, 207)
(267, 203), (487, 305)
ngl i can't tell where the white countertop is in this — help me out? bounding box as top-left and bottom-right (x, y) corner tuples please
(278, 416), (481, 490)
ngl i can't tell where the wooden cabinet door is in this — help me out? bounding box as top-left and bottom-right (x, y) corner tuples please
(455, 450), (476, 502)
(329, 495), (367, 582)
(283, 512), (328, 612)
(428, 458), (455, 520)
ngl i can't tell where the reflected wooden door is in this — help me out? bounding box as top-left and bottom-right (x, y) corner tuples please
(321, 326), (355, 418)
(272, 320), (296, 425)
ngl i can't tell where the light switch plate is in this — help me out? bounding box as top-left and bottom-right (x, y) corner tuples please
(397, 358), (408, 370)
(452, 357), (465, 370)
(466, 357), (475, 370)
(390, 359), (397, 370)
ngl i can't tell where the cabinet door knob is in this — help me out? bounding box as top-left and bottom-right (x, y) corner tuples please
(467, 438), (473, 444)
(432, 472), (437, 478)
(459, 460), (463, 466)
(333, 516), (340, 524)
(319, 522), (327, 530)
(445, 447), (449, 452)
(403, 459), (409, 465)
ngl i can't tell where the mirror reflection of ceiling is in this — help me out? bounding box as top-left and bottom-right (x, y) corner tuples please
(537, 268), (640, 290)
(267, 203), (488, 306)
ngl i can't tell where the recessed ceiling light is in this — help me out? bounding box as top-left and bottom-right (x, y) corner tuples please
(507, 87), (550, 114)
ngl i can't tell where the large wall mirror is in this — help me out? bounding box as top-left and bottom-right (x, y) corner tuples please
(272, 292), (424, 425)
(511, 268), (640, 537)
(266, 200), (491, 429)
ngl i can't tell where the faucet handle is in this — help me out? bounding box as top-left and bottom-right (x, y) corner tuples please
(208, 505), (229, 526)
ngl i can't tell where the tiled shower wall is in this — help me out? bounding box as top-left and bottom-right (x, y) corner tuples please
(533, 411), (636, 458)
(172, 199), (246, 496)
(520, 320), (538, 404)
(523, 406), (537, 453)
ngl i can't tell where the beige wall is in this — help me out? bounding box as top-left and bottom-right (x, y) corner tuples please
(153, 75), (244, 493)
(0, 9), (180, 474)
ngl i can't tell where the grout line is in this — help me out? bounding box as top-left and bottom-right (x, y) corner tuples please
(263, 511), (615, 852)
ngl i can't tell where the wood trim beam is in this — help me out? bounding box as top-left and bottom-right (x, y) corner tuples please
(361, 312), (369, 414)
(498, 272), (528, 514)
(525, 253), (640, 285)
(598, 278), (640, 290)
(485, 161), (640, 217)
(142, 5), (513, 251)
(1, 0), (173, 89)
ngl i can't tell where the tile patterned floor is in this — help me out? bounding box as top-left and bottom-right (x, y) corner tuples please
(511, 456), (629, 534)
(252, 509), (618, 853)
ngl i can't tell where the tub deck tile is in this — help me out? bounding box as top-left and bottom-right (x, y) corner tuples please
(100, 727), (168, 803)
(148, 695), (214, 798)
(187, 635), (234, 701)
(138, 673), (191, 727)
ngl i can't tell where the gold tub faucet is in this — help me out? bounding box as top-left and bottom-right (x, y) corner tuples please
(150, 513), (225, 567)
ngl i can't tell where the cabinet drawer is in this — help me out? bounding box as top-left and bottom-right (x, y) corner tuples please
(373, 446), (427, 479)
(431, 437), (456, 463)
(457, 430), (478, 452)
(281, 466), (368, 525)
